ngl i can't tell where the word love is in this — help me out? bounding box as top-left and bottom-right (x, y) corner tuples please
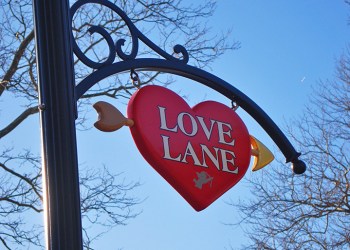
(128, 85), (251, 211)
(158, 106), (238, 174)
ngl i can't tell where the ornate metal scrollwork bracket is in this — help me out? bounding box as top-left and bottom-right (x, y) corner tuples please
(70, 0), (188, 71)
(70, 0), (306, 174)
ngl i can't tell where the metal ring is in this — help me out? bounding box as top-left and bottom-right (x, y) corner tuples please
(130, 69), (141, 88)
(231, 99), (239, 111)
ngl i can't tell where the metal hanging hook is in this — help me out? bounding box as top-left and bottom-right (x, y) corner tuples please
(130, 69), (141, 89)
(231, 98), (239, 111)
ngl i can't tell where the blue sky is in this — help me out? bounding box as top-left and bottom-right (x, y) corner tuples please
(2, 1), (349, 249)
(75, 1), (349, 250)
(75, 1), (350, 250)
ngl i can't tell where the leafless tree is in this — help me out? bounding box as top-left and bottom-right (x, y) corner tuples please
(0, 0), (239, 248)
(230, 45), (350, 250)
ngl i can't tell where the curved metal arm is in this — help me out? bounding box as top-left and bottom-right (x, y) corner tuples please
(75, 59), (306, 174)
(71, 0), (306, 174)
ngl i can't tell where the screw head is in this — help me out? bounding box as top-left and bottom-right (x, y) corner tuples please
(38, 104), (46, 111)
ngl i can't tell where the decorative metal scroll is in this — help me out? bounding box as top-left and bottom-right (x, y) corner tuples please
(70, 0), (189, 70)
(70, 0), (306, 174)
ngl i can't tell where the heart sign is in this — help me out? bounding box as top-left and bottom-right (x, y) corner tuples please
(127, 85), (251, 211)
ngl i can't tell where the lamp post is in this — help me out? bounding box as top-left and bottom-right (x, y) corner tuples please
(33, 0), (83, 249)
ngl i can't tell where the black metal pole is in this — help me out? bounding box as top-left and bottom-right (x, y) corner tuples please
(33, 0), (83, 249)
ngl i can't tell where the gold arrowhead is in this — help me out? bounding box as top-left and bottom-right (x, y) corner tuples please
(93, 101), (134, 132)
(250, 135), (274, 171)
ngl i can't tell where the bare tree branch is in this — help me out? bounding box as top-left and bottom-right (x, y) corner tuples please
(0, 106), (38, 139)
(230, 46), (350, 249)
(0, 30), (34, 96)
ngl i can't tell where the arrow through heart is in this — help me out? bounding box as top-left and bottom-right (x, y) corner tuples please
(92, 85), (274, 211)
(127, 85), (251, 211)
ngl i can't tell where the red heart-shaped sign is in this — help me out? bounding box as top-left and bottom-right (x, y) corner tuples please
(127, 85), (251, 211)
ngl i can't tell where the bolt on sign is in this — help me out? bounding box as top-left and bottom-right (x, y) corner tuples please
(93, 85), (274, 211)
